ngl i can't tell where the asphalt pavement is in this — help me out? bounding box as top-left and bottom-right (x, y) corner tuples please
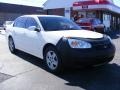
(0, 31), (120, 90)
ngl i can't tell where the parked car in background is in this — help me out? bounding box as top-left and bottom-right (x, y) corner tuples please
(76, 18), (105, 33)
(3, 21), (13, 30)
(6, 15), (115, 73)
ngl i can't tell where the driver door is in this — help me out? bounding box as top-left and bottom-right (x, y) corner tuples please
(24, 17), (42, 57)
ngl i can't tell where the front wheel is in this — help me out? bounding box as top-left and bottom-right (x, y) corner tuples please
(44, 46), (63, 74)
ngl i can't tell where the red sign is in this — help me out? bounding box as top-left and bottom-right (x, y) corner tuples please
(73, 0), (111, 7)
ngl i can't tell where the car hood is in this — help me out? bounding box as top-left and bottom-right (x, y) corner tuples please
(44, 30), (103, 39)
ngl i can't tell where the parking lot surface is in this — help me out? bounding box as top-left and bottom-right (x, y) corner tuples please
(0, 31), (120, 90)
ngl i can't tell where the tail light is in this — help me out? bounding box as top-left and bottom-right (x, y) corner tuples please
(77, 22), (93, 30)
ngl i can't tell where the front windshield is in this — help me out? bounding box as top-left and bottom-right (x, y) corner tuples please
(38, 16), (81, 31)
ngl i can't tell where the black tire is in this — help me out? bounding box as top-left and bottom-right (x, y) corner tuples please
(44, 46), (63, 74)
(8, 37), (16, 54)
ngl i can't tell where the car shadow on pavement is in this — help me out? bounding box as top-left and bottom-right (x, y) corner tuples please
(59, 64), (120, 90)
(16, 50), (120, 90)
(15, 50), (46, 69)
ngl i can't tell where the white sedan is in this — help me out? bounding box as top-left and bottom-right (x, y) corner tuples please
(6, 15), (115, 73)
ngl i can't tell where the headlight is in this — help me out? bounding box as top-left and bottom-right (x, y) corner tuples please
(68, 39), (92, 49)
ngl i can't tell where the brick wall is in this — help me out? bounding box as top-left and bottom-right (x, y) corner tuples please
(46, 8), (65, 16)
(0, 13), (22, 27)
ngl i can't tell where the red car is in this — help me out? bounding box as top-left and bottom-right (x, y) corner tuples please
(76, 18), (105, 33)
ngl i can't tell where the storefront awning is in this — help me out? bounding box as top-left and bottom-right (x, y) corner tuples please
(73, 0), (120, 14)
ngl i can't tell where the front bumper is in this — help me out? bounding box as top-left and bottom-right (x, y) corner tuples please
(56, 37), (115, 66)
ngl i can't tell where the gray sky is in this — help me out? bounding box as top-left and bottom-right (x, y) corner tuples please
(0, 0), (119, 7)
(0, 0), (47, 7)
(114, 0), (120, 7)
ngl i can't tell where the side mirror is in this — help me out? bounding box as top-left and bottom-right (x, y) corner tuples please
(34, 28), (40, 32)
(28, 26), (40, 32)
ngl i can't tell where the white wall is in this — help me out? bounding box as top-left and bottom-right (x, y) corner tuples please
(64, 8), (71, 19)
(44, 0), (79, 9)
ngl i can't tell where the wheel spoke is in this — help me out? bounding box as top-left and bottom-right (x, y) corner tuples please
(52, 59), (58, 66)
(48, 52), (52, 57)
(52, 53), (56, 58)
(51, 63), (55, 69)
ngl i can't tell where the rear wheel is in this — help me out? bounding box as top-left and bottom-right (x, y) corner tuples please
(8, 37), (16, 53)
(44, 46), (63, 74)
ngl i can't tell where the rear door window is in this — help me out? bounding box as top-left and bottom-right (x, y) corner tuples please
(13, 17), (27, 28)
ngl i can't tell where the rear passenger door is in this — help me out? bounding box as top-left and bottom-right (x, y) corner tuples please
(13, 17), (27, 50)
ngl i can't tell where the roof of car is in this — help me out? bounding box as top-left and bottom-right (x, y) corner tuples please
(20, 14), (63, 18)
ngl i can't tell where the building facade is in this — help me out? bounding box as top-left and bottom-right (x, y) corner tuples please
(44, 0), (120, 31)
(0, 3), (44, 27)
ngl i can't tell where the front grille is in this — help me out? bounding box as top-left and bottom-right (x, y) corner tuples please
(90, 36), (112, 50)
(93, 43), (111, 50)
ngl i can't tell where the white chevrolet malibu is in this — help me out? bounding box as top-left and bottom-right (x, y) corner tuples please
(6, 15), (115, 73)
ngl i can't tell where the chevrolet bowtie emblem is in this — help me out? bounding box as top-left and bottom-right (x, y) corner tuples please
(104, 45), (107, 48)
